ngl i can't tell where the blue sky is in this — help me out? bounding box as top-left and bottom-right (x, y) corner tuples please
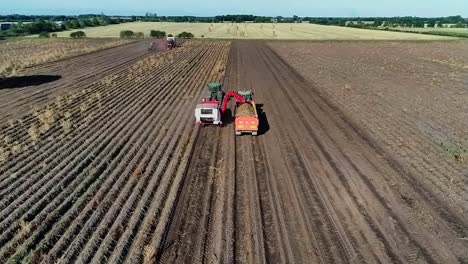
(2, 0), (467, 17)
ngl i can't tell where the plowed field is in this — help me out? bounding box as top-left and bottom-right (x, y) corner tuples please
(0, 40), (466, 264)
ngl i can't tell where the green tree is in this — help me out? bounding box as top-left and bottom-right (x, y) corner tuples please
(135, 32), (145, 38)
(177, 31), (194, 39)
(38, 32), (50, 38)
(70, 31), (86, 38)
(92, 17), (100, 26)
(150, 30), (166, 38)
(12, 22), (26, 34)
(120, 30), (135, 38)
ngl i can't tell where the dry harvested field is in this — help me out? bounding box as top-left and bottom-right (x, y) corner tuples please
(0, 38), (133, 77)
(394, 27), (468, 37)
(0, 39), (467, 264)
(55, 22), (457, 40)
(0, 40), (153, 126)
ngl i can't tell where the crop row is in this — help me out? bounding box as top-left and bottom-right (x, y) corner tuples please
(0, 40), (231, 263)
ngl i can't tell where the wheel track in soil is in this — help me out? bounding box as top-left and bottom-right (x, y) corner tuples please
(254, 42), (465, 263)
(261, 42), (467, 260)
(268, 43), (466, 221)
(157, 41), (467, 264)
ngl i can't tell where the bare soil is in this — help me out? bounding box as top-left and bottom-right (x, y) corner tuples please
(159, 41), (468, 263)
(0, 41), (150, 125)
(0, 40), (466, 264)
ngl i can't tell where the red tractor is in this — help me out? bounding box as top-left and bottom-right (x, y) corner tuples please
(149, 36), (177, 51)
(167, 35), (176, 50)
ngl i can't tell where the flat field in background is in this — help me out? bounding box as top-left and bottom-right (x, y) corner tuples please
(56, 22), (457, 40)
(0, 38), (132, 77)
(395, 27), (468, 34)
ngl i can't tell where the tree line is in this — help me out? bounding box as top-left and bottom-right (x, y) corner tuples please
(138, 14), (466, 26)
(1, 14), (466, 39)
(0, 15), (130, 38)
(304, 15), (467, 27)
(119, 30), (194, 39)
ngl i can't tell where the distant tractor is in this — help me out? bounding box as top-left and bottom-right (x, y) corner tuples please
(148, 35), (177, 51)
(167, 35), (176, 50)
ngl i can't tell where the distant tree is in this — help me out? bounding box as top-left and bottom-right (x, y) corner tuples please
(177, 31), (194, 39)
(135, 32), (145, 38)
(150, 30), (166, 38)
(120, 30), (135, 38)
(81, 19), (94, 27)
(12, 22), (26, 34)
(51, 33), (58, 38)
(92, 17), (100, 26)
(70, 31), (86, 38)
(70, 20), (82, 29)
(38, 32), (50, 38)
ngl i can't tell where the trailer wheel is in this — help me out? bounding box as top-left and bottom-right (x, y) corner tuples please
(252, 132), (258, 136)
(235, 131), (242, 136)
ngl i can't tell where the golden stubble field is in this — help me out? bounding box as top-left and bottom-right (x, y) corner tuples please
(56, 22), (457, 40)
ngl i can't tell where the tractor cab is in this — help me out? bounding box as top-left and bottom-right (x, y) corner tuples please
(237, 90), (253, 101)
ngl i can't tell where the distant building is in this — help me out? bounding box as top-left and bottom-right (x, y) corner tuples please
(0, 22), (15, 30)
